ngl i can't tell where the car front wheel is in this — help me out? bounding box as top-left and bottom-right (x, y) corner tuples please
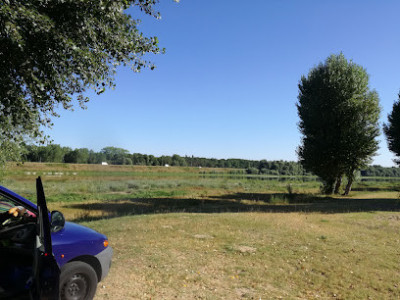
(60, 261), (98, 300)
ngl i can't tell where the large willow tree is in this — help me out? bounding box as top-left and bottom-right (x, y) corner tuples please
(0, 0), (165, 163)
(297, 54), (381, 195)
(383, 96), (400, 165)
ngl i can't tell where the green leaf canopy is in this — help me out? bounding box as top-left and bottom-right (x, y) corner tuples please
(0, 0), (162, 145)
(297, 54), (381, 194)
(383, 95), (400, 165)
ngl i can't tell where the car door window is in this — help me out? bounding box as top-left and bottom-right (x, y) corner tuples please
(0, 194), (17, 213)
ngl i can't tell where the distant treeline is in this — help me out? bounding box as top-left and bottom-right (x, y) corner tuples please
(21, 144), (400, 177)
(360, 165), (400, 177)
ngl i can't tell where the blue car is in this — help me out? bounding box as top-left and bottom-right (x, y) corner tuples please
(0, 177), (112, 299)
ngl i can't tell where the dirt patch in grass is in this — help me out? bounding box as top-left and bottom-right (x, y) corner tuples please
(193, 234), (213, 240)
(233, 245), (257, 254)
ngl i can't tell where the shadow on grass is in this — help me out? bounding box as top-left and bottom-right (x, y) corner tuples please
(67, 192), (400, 223)
(351, 186), (400, 192)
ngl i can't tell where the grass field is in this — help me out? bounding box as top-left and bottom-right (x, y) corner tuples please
(2, 163), (400, 299)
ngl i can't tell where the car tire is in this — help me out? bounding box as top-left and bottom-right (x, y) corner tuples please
(59, 261), (98, 300)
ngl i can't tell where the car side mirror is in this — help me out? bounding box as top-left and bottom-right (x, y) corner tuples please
(51, 211), (65, 233)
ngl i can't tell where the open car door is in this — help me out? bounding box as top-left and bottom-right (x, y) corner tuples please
(31, 177), (60, 299)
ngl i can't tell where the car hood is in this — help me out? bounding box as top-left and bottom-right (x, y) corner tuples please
(52, 221), (108, 265)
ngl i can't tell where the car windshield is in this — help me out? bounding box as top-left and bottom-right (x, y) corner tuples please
(0, 193), (20, 214)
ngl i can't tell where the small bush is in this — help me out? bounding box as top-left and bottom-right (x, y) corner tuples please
(246, 168), (258, 175)
(286, 183), (293, 194)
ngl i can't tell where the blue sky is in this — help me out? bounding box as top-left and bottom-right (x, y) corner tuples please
(46, 0), (400, 166)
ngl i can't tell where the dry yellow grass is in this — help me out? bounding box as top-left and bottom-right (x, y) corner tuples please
(6, 161), (230, 174)
(86, 212), (400, 299)
(3, 162), (400, 299)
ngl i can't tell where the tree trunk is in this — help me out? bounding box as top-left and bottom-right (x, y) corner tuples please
(334, 175), (342, 194)
(344, 176), (353, 195)
(323, 178), (336, 194)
